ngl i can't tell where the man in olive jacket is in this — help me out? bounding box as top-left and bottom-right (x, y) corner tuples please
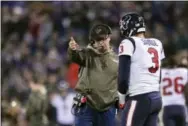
(26, 82), (48, 126)
(68, 24), (118, 126)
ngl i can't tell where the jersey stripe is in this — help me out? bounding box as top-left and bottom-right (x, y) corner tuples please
(126, 100), (137, 126)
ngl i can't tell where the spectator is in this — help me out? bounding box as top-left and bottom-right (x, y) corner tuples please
(50, 81), (75, 126)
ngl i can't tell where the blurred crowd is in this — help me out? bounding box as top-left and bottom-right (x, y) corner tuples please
(1, 1), (188, 126)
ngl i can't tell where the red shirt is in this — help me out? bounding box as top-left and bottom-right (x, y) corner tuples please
(66, 63), (79, 88)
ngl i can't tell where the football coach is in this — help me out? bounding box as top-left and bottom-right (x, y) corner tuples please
(68, 24), (118, 126)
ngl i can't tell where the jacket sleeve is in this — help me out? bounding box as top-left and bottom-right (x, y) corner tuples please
(67, 48), (86, 66)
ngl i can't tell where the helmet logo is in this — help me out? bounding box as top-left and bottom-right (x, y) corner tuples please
(120, 15), (131, 30)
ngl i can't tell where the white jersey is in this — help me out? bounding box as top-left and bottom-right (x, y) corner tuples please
(118, 37), (165, 96)
(51, 93), (75, 125)
(161, 68), (188, 106)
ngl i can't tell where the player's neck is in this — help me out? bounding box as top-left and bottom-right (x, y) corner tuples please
(135, 33), (145, 38)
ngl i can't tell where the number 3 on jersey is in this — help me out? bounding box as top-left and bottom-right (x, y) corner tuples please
(148, 48), (159, 73)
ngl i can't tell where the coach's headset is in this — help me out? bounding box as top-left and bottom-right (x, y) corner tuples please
(89, 24), (112, 45)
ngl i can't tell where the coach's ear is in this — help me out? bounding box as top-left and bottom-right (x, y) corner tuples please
(107, 36), (111, 41)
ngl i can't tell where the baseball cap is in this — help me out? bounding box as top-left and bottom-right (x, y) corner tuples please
(89, 24), (112, 42)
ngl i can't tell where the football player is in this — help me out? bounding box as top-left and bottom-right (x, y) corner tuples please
(161, 56), (188, 126)
(117, 13), (165, 126)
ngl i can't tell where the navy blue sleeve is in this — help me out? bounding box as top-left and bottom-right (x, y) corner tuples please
(118, 55), (131, 94)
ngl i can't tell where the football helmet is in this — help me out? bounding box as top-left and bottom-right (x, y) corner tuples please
(119, 12), (146, 37)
